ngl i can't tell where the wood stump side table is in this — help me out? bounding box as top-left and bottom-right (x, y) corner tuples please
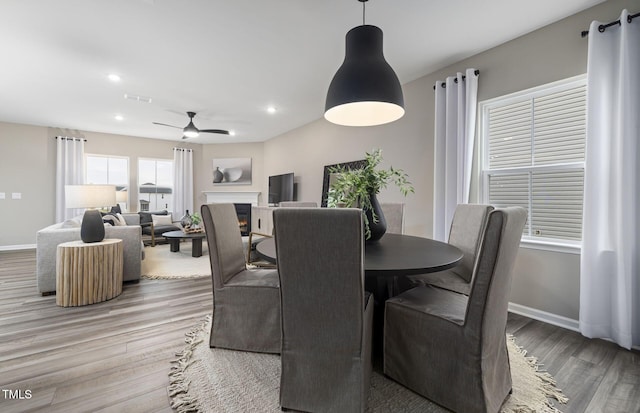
(56, 239), (124, 307)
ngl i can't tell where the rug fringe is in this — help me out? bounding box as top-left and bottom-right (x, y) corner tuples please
(141, 274), (208, 280)
(168, 315), (212, 413)
(507, 335), (569, 413)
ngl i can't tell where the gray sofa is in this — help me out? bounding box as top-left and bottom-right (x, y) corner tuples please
(36, 213), (143, 295)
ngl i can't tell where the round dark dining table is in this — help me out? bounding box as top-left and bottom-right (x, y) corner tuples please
(254, 233), (463, 278)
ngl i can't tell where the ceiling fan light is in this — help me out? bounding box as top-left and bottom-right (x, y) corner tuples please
(325, 24), (404, 127)
(183, 121), (199, 138)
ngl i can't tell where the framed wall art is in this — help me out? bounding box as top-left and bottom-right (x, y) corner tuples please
(212, 157), (252, 185)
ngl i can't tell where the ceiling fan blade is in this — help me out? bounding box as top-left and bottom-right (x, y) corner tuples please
(152, 122), (182, 129)
(200, 129), (230, 135)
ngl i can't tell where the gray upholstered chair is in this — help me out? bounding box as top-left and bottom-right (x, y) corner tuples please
(139, 210), (181, 247)
(380, 202), (404, 234)
(201, 203), (281, 354)
(273, 208), (373, 413)
(384, 207), (527, 413)
(278, 201), (318, 207)
(402, 204), (494, 295)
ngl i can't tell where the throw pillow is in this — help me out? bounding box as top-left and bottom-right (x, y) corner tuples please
(102, 214), (118, 226)
(152, 214), (173, 226)
(139, 210), (168, 225)
(115, 213), (127, 226)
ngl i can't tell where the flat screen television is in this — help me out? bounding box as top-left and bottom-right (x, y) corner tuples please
(268, 172), (294, 204)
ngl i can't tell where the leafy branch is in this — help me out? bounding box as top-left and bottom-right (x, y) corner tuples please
(327, 149), (414, 238)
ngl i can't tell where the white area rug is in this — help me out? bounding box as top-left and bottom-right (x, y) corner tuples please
(141, 243), (211, 279)
(169, 315), (568, 413)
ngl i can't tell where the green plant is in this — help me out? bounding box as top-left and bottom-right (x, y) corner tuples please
(190, 212), (202, 226)
(327, 149), (414, 238)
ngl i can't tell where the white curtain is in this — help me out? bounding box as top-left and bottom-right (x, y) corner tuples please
(580, 9), (640, 350)
(55, 137), (85, 222)
(173, 148), (194, 220)
(433, 68), (479, 241)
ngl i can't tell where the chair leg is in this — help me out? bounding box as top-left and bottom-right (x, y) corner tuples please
(246, 232), (253, 264)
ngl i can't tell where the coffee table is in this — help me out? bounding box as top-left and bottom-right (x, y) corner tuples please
(162, 231), (206, 257)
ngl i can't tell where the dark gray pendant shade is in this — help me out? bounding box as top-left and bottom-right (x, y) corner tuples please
(325, 24), (405, 126)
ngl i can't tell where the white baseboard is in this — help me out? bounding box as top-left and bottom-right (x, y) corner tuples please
(0, 244), (36, 251)
(508, 302), (580, 332)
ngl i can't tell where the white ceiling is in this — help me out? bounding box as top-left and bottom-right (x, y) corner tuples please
(0, 0), (604, 144)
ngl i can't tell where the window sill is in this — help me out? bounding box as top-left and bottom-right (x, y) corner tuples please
(520, 238), (581, 255)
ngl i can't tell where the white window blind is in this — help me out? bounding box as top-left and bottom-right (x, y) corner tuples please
(481, 76), (586, 243)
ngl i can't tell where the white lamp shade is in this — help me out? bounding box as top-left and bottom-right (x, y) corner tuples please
(116, 190), (128, 203)
(65, 185), (116, 209)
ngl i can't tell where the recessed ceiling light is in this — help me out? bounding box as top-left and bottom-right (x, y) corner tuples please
(114, 115), (124, 121)
(229, 130), (236, 136)
(267, 106), (277, 114)
(108, 74), (121, 82)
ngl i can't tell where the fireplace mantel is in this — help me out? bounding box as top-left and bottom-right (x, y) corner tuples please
(202, 191), (260, 206)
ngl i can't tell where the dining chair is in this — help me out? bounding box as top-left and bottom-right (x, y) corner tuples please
(380, 202), (405, 234)
(201, 203), (281, 354)
(278, 201), (318, 207)
(383, 207), (527, 413)
(273, 208), (373, 413)
(397, 204), (494, 295)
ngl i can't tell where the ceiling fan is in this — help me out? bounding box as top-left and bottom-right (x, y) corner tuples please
(153, 111), (230, 139)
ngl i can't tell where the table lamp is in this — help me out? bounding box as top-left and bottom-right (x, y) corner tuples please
(65, 184), (116, 243)
(115, 189), (128, 212)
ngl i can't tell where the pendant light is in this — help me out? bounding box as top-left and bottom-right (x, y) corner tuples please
(325, 0), (404, 127)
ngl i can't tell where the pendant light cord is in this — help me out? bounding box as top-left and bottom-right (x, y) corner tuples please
(357, 0), (369, 25)
(362, 1), (366, 25)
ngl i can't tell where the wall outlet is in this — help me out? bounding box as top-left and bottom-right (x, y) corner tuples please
(0, 192), (5, 199)
(12, 192), (21, 199)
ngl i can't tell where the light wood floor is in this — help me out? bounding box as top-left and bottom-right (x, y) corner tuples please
(1, 250), (639, 413)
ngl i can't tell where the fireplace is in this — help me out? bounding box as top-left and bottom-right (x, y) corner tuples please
(234, 203), (251, 236)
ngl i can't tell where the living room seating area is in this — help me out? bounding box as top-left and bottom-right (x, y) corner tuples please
(35, 212), (144, 295)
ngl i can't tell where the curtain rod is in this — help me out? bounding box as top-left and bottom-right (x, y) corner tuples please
(432, 69), (480, 91)
(173, 147), (192, 151)
(581, 11), (639, 37)
(55, 136), (87, 142)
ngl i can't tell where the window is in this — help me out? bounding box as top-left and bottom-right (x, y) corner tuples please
(479, 75), (586, 248)
(138, 158), (173, 212)
(86, 154), (129, 207)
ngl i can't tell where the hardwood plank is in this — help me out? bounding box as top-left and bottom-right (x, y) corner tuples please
(2, 250), (640, 413)
(585, 349), (640, 412)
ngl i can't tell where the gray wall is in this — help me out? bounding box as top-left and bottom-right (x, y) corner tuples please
(0, 122), (55, 247)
